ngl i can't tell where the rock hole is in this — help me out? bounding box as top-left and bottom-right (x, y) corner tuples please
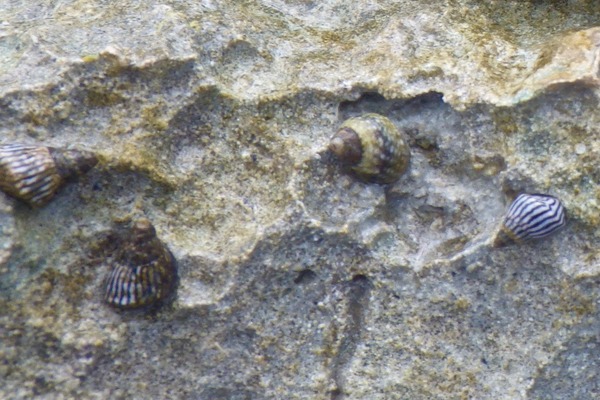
(351, 274), (370, 287)
(330, 388), (342, 400)
(294, 269), (317, 285)
(338, 92), (387, 115)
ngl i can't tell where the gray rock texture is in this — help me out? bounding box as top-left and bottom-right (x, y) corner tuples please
(1, 1), (599, 399)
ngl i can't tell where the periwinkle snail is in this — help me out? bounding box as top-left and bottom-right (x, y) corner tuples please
(329, 113), (411, 184)
(104, 218), (178, 310)
(493, 193), (566, 247)
(0, 143), (98, 207)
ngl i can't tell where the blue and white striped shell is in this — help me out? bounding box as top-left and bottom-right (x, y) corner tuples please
(104, 219), (177, 310)
(493, 193), (566, 247)
(0, 143), (97, 207)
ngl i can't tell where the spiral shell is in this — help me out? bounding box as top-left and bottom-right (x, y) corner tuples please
(493, 193), (566, 247)
(104, 219), (177, 310)
(0, 143), (98, 207)
(329, 113), (411, 184)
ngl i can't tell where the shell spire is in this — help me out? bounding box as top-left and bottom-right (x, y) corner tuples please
(104, 218), (178, 310)
(493, 193), (566, 247)
(48, 147), (98, 180)
(0, 143), (98, 207)
(329, 113), (411, 184)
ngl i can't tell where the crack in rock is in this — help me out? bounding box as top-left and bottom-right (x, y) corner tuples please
(330, 274), (372, 399)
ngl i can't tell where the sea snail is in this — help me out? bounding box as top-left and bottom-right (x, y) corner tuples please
(493, 193), (566, 247)
(104, 218), (178, 310)
(329, 113), (411, 184)
(0, 143), (98, 207)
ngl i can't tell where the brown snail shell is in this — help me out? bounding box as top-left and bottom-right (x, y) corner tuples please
(0, 143), (98, 207)
(329, 113), (411, 184)
(104, 218), (178, 310)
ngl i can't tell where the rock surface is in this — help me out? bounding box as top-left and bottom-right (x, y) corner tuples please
(1, 1), (599, 399)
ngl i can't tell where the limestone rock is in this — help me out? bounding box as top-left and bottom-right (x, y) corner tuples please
(1, 1), (599, 399)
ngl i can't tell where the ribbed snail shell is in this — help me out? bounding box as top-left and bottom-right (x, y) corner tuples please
(0, 143), (98, 207)
(104, 218), (177, 310)
(493, 193), (566, 247)
(329, 113), (411, 184)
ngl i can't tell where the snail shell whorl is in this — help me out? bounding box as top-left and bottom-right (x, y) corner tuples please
(0, 144), (62, 207)
(0, 144), (98, 207)
(104, 218), (177, 310)
(329, 128), (363, 165)
(329, 113), (410, 184)
(493, 193), (566, 247)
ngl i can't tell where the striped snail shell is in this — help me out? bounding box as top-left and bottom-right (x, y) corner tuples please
(0, 143), (98, 207)
(104, 218), (178, 310)
(329, 113), (411, 184)
(493, 193), (566, 247)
